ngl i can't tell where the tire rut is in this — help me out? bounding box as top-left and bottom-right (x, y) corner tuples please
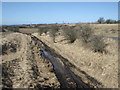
(30, 34), (103, 88)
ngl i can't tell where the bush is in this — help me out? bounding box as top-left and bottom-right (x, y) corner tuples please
(2, 42), (18, 55)
(38, 29), (43, 36)
(61, 24), (107, 53)
(62, 26), (77, 43)
(76, 24), (107, 53)
(88, 37), (107, 53)
(7, 26), (19, 32)
(77, 24), (93, 44)
(38, 27), (48, 36)
(49, 24), (59, 43)
(13, 27), (19, 32)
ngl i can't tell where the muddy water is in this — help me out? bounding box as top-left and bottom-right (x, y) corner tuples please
(31, 35), (103, 88)
(31, 36), (90, 88)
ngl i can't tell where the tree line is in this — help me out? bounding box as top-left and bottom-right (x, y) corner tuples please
(97, 17), (119, 24)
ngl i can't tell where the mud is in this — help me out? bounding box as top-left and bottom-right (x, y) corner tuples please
(1, 32), (106, 89)
(1, 33), (60, 88)
(31, 35), (103, 88)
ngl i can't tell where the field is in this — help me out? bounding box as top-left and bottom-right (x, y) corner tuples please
(1, 23), (119, 88)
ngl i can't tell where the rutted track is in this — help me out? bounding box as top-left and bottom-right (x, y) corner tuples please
(29, 34), (103, 88)
(1, 33), (60, 88)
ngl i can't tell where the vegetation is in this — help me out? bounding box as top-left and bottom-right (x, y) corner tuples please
(62, 26), (77, 43)
(38, 27), (48, 36)
(97, 17), (119, 24)
(2, 26), (19, 32)
(2, 42), (18, 55)
(49, 24), (60, 43)
(77, 24), (93, 44)
(12, 27), (19, 32)
(61, 24), (107, 53)
(78, 24), (107, 53)
(62, 24), (93, 44)
(105, 19), (118, 24)
(97, 17), (105, 24)
(88, 37), (107, 53)
(2, 21), (111, 53)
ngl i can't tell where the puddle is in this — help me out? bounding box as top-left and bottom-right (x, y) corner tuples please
(31, 35), (103, 88)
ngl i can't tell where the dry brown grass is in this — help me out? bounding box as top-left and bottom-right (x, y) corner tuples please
(32, 24), (118, 88)
(90, 24), (118, 37)
(39, 34), (118, 88)
(19, 28), (38, 34)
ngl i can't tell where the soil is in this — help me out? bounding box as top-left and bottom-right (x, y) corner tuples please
(31, 35), (103, 88)
(1, 33), (60, 88)
(32, 31), (118, 88)
(1, 24), (118, 88)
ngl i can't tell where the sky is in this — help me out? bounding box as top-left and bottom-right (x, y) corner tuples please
(2, 2), (118, 25)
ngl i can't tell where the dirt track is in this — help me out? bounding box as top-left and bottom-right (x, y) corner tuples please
(1, 32), (117, 88)
(32, 32), (118, 88)
(31, 35), (103, 88)
(31, 34), (104, 88)
(1, 33), (60, 88)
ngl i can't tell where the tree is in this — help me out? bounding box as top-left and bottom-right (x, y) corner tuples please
(105, 19), (118, 24)
(118, 20), (120, 23)
(97, 17), (105, 24)
(105, 19), (111, 24)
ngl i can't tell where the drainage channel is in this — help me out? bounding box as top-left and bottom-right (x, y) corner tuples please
(30, 35), (102, 89)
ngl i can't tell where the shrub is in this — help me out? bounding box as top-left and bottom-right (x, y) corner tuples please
(77, 24), (93, 44)
(49, 24), (59, 43)
(38, 29), (43, 36)
(13, 27), (19, 32)
(38, 27), (48, 36)
(6, 26), (19, 32)
(2, 28), (6, 32)
(76, 24), (107, 53)
(61, 24), (107, 53)
(2, 42), (18, 55)
(62, 26), (77, 43)
(88, 37), (107, 53)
